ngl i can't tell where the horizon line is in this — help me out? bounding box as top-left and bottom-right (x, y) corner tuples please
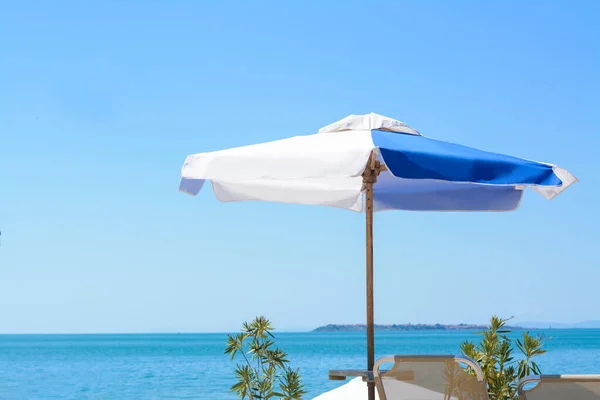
(2, 327), (600, 335)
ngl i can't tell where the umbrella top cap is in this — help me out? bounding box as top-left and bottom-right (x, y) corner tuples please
(318, 112), (421, 136)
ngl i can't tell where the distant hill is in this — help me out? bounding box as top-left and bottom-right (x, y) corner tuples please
(515, 320), (600, 329)
(573, 321), (600, 329)
(312, 323), (524, 332)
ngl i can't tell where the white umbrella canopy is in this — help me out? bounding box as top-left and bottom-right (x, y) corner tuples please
(179, 119), (378, 211)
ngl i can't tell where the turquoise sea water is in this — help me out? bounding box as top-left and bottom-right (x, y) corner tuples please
(1, 330), (599, 399)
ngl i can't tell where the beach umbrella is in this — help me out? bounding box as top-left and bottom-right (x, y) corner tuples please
(179, 113), (577, 400)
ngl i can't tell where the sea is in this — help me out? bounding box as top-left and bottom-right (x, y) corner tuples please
(1, 330), (599, 399)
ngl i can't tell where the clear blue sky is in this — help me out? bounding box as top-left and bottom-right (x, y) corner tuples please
(1, 1), (598, 334)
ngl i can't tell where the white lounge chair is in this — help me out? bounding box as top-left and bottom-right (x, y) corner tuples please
(373, 355), (489, 400)
(518, 375), (600, 399)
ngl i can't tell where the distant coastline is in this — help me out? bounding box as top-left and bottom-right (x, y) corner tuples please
(312, 323), (524, 332)
(313, 320), (600, 332)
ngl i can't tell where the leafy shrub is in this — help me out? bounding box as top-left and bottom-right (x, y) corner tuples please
(226, 316), (306, 399)
(460, 316), (546, 400)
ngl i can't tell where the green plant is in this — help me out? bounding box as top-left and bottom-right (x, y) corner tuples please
(225, 316), (306, 399)
(460, 316), (546, 400)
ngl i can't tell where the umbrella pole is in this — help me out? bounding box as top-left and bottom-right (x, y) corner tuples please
(363, 153), (380, 400)
(366, 180), (375, 400)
